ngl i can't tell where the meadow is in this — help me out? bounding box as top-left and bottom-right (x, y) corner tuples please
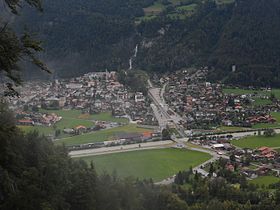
(249, 176), (280, 187)
(19, 109), (128, 138)
(79, 148), (211, 182)
(231, 134), (280, 149)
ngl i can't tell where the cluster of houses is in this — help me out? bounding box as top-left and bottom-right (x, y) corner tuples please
(63, 121), (121, 135)
(9, 71), (158, 128)
(191, 133), (280, 180)
(229, 146), (280, 179)
(16, 111), (61, 126)
(161, 69), (279, 130)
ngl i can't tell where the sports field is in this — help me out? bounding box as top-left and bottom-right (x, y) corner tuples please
(55, 124), (153, 146)
(231, 134), (280, 149)
(79, 148), (211, 181)
(19, 110), (128, 138)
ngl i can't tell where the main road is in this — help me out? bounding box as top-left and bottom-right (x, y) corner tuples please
(70, 140), (174, 158)
(148, 80), (185, 136)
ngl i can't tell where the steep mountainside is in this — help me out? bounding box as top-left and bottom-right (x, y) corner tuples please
(136, 0), (280, 87)
(15, 0), (157, 78)
(14, 0), (280, 87)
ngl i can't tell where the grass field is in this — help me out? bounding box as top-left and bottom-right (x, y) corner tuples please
(40, 109), (128, 123)
(143, 2), (164, 15)
(252, 98), (272, 106)
(140, 0), (235, 21)
(55, 124), (153, 146)
(223, 88), (280, 99)
(19, 109), (128, 138)
(249, 176), (280, 187)
(78, 148), (211, 181)
(177, 4), (197, 12)
(231, 134), (280, 149)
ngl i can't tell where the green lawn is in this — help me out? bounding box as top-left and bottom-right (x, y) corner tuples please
(19, 125), (55, 136)
(19, 110), (128, 138)
(140, 0), (235, 21)
(40, 109), (128, 123)
(231, 134), (280, 149)
(40, 109), (94, 129)
(271, 112), (280, 122)
(177, 4), (197, 12)
(40, 109), (82, 119)
(252, 98), (272, 106)
(88, 112), (128, 123)
(144, 2), (164, 15)
(55, 124), (153, 146)
(249, 176), (280, 187)
(223, 88), (280, 99)
(78, 148), (211, 182)
(19, 109), (94, 137)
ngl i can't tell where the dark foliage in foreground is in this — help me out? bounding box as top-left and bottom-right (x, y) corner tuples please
(1, 104), (280, 210)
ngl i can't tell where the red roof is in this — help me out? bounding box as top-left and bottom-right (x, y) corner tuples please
(75, 125), (87, 130)
(18, 119), (33, 123)
(258, 147), (269, 151)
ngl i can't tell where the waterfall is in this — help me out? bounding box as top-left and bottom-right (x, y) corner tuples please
(129, 44), (138, 70)
(134, 44), (138, 57)
(129, 58), (132, 70)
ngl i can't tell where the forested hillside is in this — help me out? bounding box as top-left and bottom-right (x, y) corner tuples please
(136, 0), (280, 87)
(14, 0), (280, 87)
(15, 0), (158, 78)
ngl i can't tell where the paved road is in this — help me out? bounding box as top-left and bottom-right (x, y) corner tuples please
(148, 80), (185, 135)
(70, 140), (174, 157)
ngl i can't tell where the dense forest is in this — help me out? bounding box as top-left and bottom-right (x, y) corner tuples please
(12, 0), (158, 78)
(12, 0), (280, 87)
(2, 103), (280, 210)
(136, 0), (280, 87)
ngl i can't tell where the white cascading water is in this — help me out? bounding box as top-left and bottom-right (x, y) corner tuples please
(129, 44), (138, 70)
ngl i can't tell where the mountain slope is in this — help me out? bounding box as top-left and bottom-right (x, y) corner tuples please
(136, 0), (280, 87)
(209, 0), (280, 86)
(14, 0), (280, 87)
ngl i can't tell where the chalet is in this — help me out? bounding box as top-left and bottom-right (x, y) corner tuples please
(75, 125), (87, 134)
(257, 147), (277, 159)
